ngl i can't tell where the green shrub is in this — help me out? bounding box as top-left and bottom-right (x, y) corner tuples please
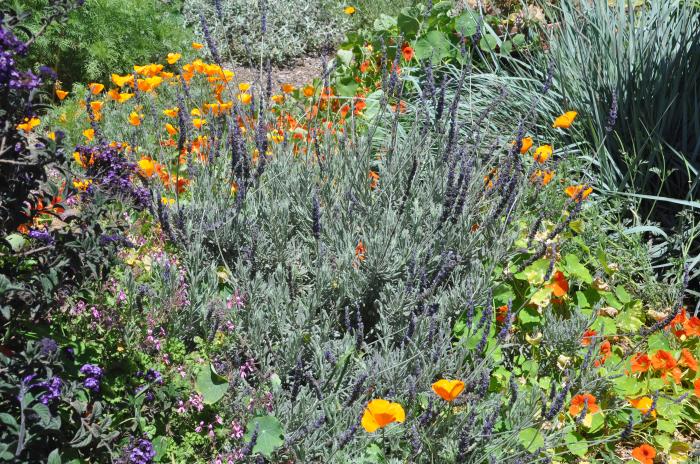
(183, 0), (349, 66)
(15, 0), (191, 86)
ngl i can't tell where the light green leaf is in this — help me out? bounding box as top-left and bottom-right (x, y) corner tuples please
(243, 415), (285, 458)
(518, 427), (544, 452)
(565, 431), (588, 457)
(414, 31), (452, 61)
(195, 364), (229, 405)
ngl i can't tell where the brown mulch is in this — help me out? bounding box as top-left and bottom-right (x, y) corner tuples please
(227, 55), (327, 91)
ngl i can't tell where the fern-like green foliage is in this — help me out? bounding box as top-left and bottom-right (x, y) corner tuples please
(16, 0), (192, 86)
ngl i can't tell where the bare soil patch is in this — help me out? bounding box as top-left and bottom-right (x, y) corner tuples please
(227, 55), (326, 90)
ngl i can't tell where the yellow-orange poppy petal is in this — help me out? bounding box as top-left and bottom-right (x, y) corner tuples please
(553, 111), (578, 129)
(431, 379), (465, 402)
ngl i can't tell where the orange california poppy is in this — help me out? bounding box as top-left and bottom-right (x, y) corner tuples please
(163, 108), (179, 118)
(568, 393), (599, 416)
(55, 89), (68, 100)
(553, 111), (578, 129)
(533, 145), (552, 164)
(303, 85), (315, 98)
(111, 73), (134, 88)
(281, 83), (295, 94)
(83, 128), (95, 142)
(90, 100), (103, 113)
(368, 170), (379, 189)
(546, 271), (569, 297)
(165, 123), (178, 136)
(631, 444), (656, 464)
(192, 118), (207, 129)
(128, 112), (142, 126)
(16, 117), (40, 132)
(581, 329), (597, 347)
(534, 169), (555, 186)
(167, 53), (182, 64)
(565, 185), (593, 201)
(630, 353), (651, 373)
(192, 42), (204, 49)
(695, 378), (700, 397)
(519, 136), (533, 154)
(138, 158), (156, 177)
(628, 396), (656, 418)
(680, 348), (698, 371)
(89, 83), (104, 94)
(237, 93), (252, 105)
(361, 399), (405, 432)
(431, 379), (465, 402)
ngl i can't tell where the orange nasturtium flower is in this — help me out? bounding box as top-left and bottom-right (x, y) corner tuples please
(402, 45), (414, 62)
(128, 112), (143, 126)
(16, 117), (40, 132)
(167, 53), (182, 64)
(568, 393), (599, 416)
(533, 144), (552, 163)
(192, 42), (204, 50)
(594, 340), (611, 366)
(361, 399), (405, 432)
(89, 83), (104, 94)
(581, 329), (597, 347)
(650, 350), (677, 371)
(138, 158), (156, 177)
(55, 89), (69, 100)
(546, 271), (569, 297)
(630, 353), (651, 373)
(431, 379), (465, 402)
(83, 128), (95, 142)
(631, 444), (656, 464)
(629, 396), (656, 418)
(565, 185), (593, 201)
(553, 111), (578, 129)
(695, 379), (700, 397)
(680, 348), (698, 371)
(344, 5), (356, 15)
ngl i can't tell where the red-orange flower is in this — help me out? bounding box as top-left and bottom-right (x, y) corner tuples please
(401, 44), (414, 62)
(695, 378), (700, 397)
(568, 393), (599, 416)
(496, 305), (509, 323)
(368, 170), (379, 189)
(680, 348), (698, 371)
(355, 240), (366, 262)
(546, 271), (569, 297)
(650, 350), (676, 371)
(581, 329), (597, 347)
(631, 444), (656, 464)
(630, 353), (651, 373)
(594, 340), (611, 367)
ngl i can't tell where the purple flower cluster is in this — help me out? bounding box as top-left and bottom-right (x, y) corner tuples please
(36, 376), (63, 404)
(79, 363), (103, 392)
(75, 144), (150, 209)
(0, 22), (40, 92)
(28, 228), (55, 245)
(120, 437), (156, 464)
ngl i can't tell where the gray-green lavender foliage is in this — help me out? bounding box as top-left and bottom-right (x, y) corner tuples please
(139, 48), (619, 460)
